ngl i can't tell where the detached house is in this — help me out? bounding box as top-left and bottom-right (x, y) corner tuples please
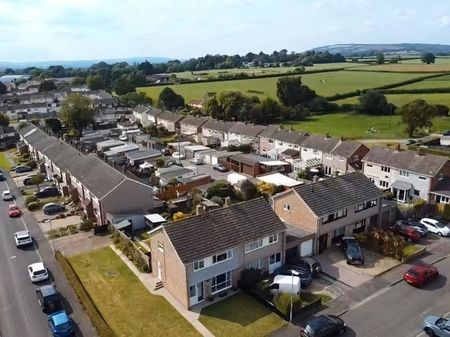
(272, 172), (382, 253)
(156, 111), (184, 132)
(323, 140), (370, 176)
(362, 147), (450, 203)
(149, 197), (286, 309)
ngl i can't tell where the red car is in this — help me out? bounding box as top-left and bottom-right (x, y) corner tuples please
(8, 205), (21, 218)
(403, 264), (438, 287)
(388, 223), (421, 242)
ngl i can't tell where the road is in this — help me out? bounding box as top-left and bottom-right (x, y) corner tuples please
(341, 257), (450, 337)
(0, 170), (97, 337)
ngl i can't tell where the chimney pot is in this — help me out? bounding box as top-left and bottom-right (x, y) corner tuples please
(195, 204), (204, 215)
(224, 196), (231, 207)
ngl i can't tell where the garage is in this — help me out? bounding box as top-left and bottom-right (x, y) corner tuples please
(300, 239), (313, 257)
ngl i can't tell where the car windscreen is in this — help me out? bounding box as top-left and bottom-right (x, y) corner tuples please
(436, 222), (447, 228)
(406, 270), (420, 277)
(34, 269), (47, 275)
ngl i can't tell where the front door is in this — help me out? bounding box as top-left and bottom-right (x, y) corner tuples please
(197, 282), (204, 302)
(189, 281), (204, 306)
(319, 233), (328, 254)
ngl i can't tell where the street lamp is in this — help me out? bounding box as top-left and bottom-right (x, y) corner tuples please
(290, 269), (294, 323)
(49, 219), (55, 255)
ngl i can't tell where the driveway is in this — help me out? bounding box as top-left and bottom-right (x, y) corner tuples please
(53, 231), (111, 257)
(180, 159), (230, 181)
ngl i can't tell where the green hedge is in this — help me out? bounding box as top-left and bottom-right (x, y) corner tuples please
(25, 195), (38, 206)
(273, 294), (302, 316)
(55, 251), (117, 337)
(27, 201), (42, 211)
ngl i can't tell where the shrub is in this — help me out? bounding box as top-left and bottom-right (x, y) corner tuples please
(172, 211), (185, 221)
(67, 224), (79, 235)
(354, 233), (368, 245)
(80, 219), (94, 232)
(27, 201), (41, 211)
(25, 195), (38, 206)
(210, 196), (224, 206)
(25, 160), (37, 169)
(112, 231), (150, 273)
(273, 294), (302, 316)
(240, 268), (263, 290)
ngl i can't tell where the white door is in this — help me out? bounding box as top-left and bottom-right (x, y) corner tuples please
(300, 240), (313, 257)
(157, 261), (162, 280)
(189, 281), (204, 307)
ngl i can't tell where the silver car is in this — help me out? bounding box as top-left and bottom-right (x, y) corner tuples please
(424, 315), (450, 336)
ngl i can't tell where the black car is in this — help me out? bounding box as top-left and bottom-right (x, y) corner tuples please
(300, 315), (346, 337)
(213, 163), (228, 172)
(15, 165), (32, 173)
(42, 203), (65, 215)
(36, 284), (62, 313)
(339, 237), (364, 265)
(287, 256), (322, 277)
(34, 186), (61, 198)
(0, 172), (5, 181)
(274, 265), (313, 287)
(396, 219), (428, 237)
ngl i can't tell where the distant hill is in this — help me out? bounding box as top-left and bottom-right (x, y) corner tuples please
(312, 43), (450, 56)
(0, 56), (172, 70)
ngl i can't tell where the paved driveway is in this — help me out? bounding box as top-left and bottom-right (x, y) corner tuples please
(180, 159), (230, 181)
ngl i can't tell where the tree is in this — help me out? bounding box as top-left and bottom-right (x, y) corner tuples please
(113, 76), (135, 95)
(421, 53), (436, 64)
(119, 92), (152, 107)
(0, 114), (9, 127)
(58, 94), (95, 137)
(376, 52), (385, 64)
(39, 80), (56, 92)
(256, 182), (277, 196)
(86, 74), (106, 90)
(158, 87), (185, 110)
(398, 99), (436, 137)
(138, 61), (155, 75)
(434, 104), (449, 116)
(276, 76), (316, 107)
(357, 90), (393, 115)
(240, 180), (258, 201)
(45, 118), (62, 135)
(71, 77), (86, 85)
(0, 82), (6, 94)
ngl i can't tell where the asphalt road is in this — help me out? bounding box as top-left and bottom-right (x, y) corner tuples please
(341, 257), (450, 337)
(0, 170), (96, 337)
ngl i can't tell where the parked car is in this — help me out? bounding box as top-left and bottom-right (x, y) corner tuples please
(300, 315), (346, 337)
(403, 264), (439, 287)
(420, 218), (450, 237)
(8, 204), (21, 217)
(213, 163), (228, 172)
(14, 230), (32, 247)
(269, 275), (301, 296)
(0, 172), (5, 181)
(388, 223), (421, 242)
(48, 310), (74, 337)
(28, 262), (49, 282)
(23, 174), (39, 186)
(171, 151), (184, 160)
(190, 158), (203, 165)
(274, 265), (313, 287)
(423, 315), (450, 336)
(161, 149), (171, 156)
(43, 203), (66, 215)
(404, 219), (429, 236)
(2, 190), (13, 201)
(287, 256), (322, 277)
(443, 130), (450, 136)
(339, 236), (364, 265)
(15, 165), (32, 173)
(36, 284), (62, 313)
(34, 186), (61, 199)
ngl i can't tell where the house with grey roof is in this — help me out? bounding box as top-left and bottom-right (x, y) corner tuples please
(272, 172), (382, 254)
(258, 127), (309, 159)
(132, 105), (163, 126)
(179, 115), (209, 136)
(322, 140), (370, 176)
(149, 197), (286, 309)
(225, 122), (267, 147)
(156, 111), (185, 132)
(362, 147), (450, 203)
(201, 120), (236, 143)
(300, 134), (340, 162)
(18, 125), (155, 228)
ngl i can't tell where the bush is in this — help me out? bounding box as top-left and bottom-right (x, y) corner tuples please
(67, 224), (79, 235)
(25, 195), (38, 206)
(112, 231), (150, 273)
(273, 293), (302, 316)
(210, 196), (224, 206)
(25, 160), (37, 169)
(240, 268), (263, 290)
(80, 219), (94, 232)
(27, 201), (41, 211)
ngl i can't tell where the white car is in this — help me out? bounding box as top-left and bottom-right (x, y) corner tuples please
(28, 262), (49, 282)
(190, 158), (203, 165)
(2, 190), (13, 201)
(14, 231), (32, 247)
(171, 152), (185, 160)
(420, 218), (450, 236)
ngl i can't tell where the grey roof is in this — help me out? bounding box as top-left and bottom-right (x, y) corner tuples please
(228, 122), (267, 137)
(259, 125), (280, 138)
(133, 105), (150, 114)
(158, 167), (193, 180)
(162, 197), (286, 263)
(133, 105), (162, 116)
(391, 180), (413, 190)
(231, 153), (268, 166)
(180, 115), (209, 127)
(202, 120), (236, 132)
(272, 129), (309, 145)
(292, 172), (382, 217)
(125, 149), (161, 161)
(362, 147), (449, 177)
(302, 135), (340, 153)
(157, 111), (184, 122)
(280, 149), (300, 157)
(331, 141), (368, 158)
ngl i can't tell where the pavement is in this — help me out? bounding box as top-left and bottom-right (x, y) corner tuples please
(38, 214), (82, 232)
(0, 165), (97, 337)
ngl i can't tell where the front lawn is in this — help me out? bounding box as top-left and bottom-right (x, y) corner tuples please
(199, 292), (286, 337)
(402, 244), (424, 258)
(0, 152), (12, 170)
(69, 247), (201, 337)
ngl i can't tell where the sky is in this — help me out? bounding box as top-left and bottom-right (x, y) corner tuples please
(1, 0), (450, 62)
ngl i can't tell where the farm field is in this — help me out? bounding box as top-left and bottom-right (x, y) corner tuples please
(170, 62), (364, 80)
(283, 113), (450, 139)
(352, 63), (450, 72)
(138, 71), (426, 102)
(400, 57), (450, 64)
(336, 93), (450, 108)
(393, 74), (450, 90)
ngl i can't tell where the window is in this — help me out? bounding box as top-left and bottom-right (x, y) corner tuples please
(414, 189), (420, 196)
(193, 260), (205, 271)
(400, 170), (409, 177)
(278, 142), (283, 146)
(212, 250), (232, 264)
(269, 252), (281, 265)
(189, 285), (196, 297)
(325, 153), (333, 159)
(283, 203), (290, 211)
(303, 148), (308, 152)
(245, 239), (263, 252)
(247, 259), (264, 270)
(269, 233), (278, 244)
(438, 195), (450, 204)
(323, 209), (347, 224)
(381, 166), (390, 172)
(294, 145), (299, 149)
(355, 199), (378, 213)
(379, 180), (389, 188)
(268, 139), (274, 144)
(211, 271), (231, 294)
(313, 150), (319, 154)
(419, 176), (427, 180)
(369, 177), (375, 183)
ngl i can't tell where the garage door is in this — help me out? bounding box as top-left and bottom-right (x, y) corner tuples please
(300, 239), (313, 257)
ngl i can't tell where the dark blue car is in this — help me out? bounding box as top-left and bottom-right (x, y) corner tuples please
(48, 310), (74, 337)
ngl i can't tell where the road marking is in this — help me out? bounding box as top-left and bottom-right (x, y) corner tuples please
(10, 255), (16, 259)
(421, 308), (432, 316)
(21, 217), (43, 262)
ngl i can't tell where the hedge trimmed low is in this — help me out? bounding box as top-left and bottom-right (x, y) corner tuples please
(55, 251), (117, 337)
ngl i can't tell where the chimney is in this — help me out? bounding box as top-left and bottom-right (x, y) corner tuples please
(224, 196), (231, 208)
(312, 175), (319, 183)
(195, 204), (204, 216)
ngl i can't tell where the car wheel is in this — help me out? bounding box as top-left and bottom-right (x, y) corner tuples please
(424, 327), (435, 336)
(339, 327), (346, 335)
(438, 232), (443, 236)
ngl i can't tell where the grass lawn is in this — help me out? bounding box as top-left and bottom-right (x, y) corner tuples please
(0, 152), (12, 170)
(402, 244), (424, 258)
(138, 71), (426, 102)
(69, 247), (201, 337)
(283, 113), (450, 139)
(199, 292), (286, 337)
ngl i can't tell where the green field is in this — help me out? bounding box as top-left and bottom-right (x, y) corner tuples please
(353, 63), (450, 73)
(283, 113), (450, 139)
(394, 74), (450, 90)
(138, 71), (426, 102)
(337, 93), (450, 108)
(400, 57), (450, 64)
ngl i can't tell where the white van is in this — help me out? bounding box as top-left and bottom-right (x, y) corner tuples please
(269, 275), (301, 296)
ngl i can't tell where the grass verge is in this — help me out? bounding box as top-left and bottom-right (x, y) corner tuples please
(0, 152), (12, 170)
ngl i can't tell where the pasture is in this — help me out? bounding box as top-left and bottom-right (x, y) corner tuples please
(336, 93), (450, 108)
(352, 63), (450, 72)
(394, 74), (450, 90)
(138, 71), (426, 102)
